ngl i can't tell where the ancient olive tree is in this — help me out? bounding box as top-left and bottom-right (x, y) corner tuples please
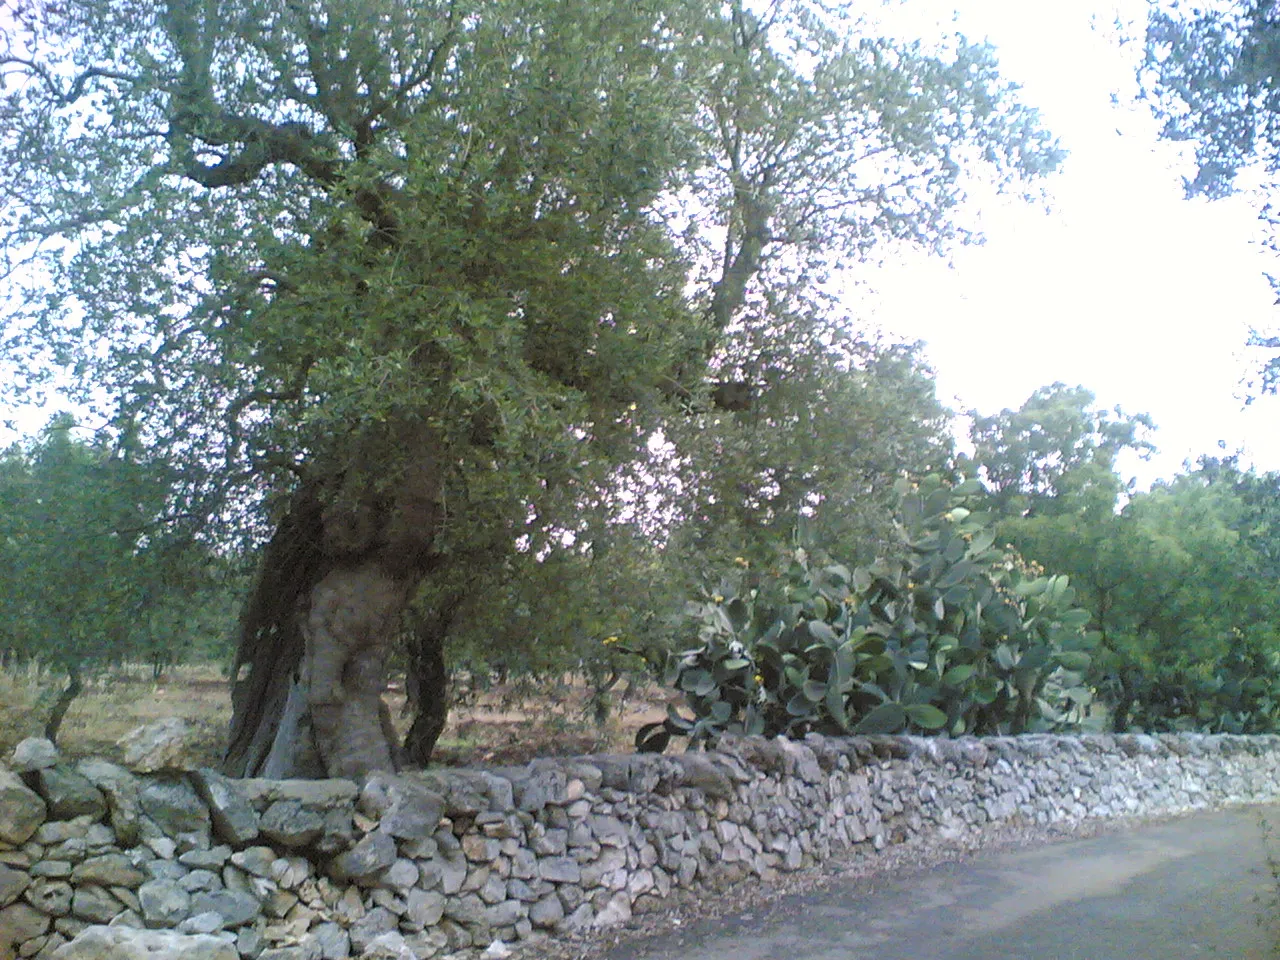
(0, 0), (1062, 778)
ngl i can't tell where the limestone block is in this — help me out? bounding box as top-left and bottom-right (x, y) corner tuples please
(50, 925), (238, 960)
(328, 831), (396, 883)
(34, 769), (106, 823)
(10, 739), (59, 774)
(69, 855), (144, 889)
(0, 769), (47, 846)
(137, 777), (209, 843)
(0, 862), (30, 908)
(119, 719), (197, 774)
(190, 771), (259, 848)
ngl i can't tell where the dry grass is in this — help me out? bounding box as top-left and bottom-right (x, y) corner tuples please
(0, 663), (676, 769)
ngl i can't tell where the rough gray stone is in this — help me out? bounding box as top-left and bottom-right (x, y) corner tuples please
(404, 888), (445, 927)
(0, 901), (51, 951)
(137, 879), (191, 926)
(138, 776), (209, 841)
(119, 718), (198, 773)
(176, 911), (225, 935)
(52, 924), (239, 960)
(305, 922), (350, 960)
(588, 815), (628, 848)
(258, 801), (324, 848)
(191, 770), (259, 847)
(69, 886), (122, 924)
(189, 889), (261, 928)
(70, 854), (145, 889)
(35, 766), (108, 821)
(11, 737), (59, 773)
(347, 906), (399, 954)
(361, 931), (416, 960)
(178, 846), (231, 870)
(229, 846), (276, 878)
(329, 830), (396, 883)
(537, 857), (580, 883)
(75, 759), (143, 847)
(268, 855), (311, 890)
(529, 895), (564, 929)
(0, 767), (47, 845)
(591, 891), (632, 928)
(443, 893), (487, 926)
(25, 878), (72, 916)
(235, 778), (358, 810)
(0, 861), (30, 908)
(359, 773), (445, 841)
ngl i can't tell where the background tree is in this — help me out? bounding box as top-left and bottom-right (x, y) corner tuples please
(967, 384), (1280, 733)
(0, 416), (237, 741)
(1, 0), (1062, 777)
(964, 383), (1155, 519)
(1142, 0), (1280, 392)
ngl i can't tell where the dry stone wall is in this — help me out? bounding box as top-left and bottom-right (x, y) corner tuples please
(2, 731), (1279, 960)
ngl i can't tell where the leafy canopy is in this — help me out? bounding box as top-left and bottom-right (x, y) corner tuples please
(0, 0), (1062, 541)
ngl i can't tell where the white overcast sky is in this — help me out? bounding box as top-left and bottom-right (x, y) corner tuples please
(853, 0), (1280, 487)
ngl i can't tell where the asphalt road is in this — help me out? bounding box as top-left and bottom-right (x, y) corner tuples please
(601, 805), (1280, 960)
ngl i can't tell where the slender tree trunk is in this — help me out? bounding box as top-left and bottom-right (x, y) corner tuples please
(402, 607), (452, 768)
(44, 664), (82, 744)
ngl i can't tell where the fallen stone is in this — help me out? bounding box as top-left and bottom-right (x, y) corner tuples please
(10, 738), (59, 773)
(119, 718), (197, 773)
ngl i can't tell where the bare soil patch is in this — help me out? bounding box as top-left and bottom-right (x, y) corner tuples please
(0, 663), (678, 768)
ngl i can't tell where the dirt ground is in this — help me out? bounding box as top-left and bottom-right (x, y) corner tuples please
(0, 663), (677, 768)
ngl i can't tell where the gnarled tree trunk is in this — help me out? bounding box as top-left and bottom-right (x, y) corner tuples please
(224, 450), (444, 781)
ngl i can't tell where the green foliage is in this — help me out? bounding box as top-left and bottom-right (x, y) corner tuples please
(1141, 3), (1280, 392)
(0, 0), (1062, 671)
(967, 385), (1280, 736)
(640, 476), (1096, 749)
(0, 417), (239, 680)
(965, 383), (1155, 520)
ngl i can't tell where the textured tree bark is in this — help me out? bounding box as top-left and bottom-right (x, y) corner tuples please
(224, 447), (443, 780)
(303, 562), (410, 780)
(401, 603), (454, 767)
(44, 664), (82, 744)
